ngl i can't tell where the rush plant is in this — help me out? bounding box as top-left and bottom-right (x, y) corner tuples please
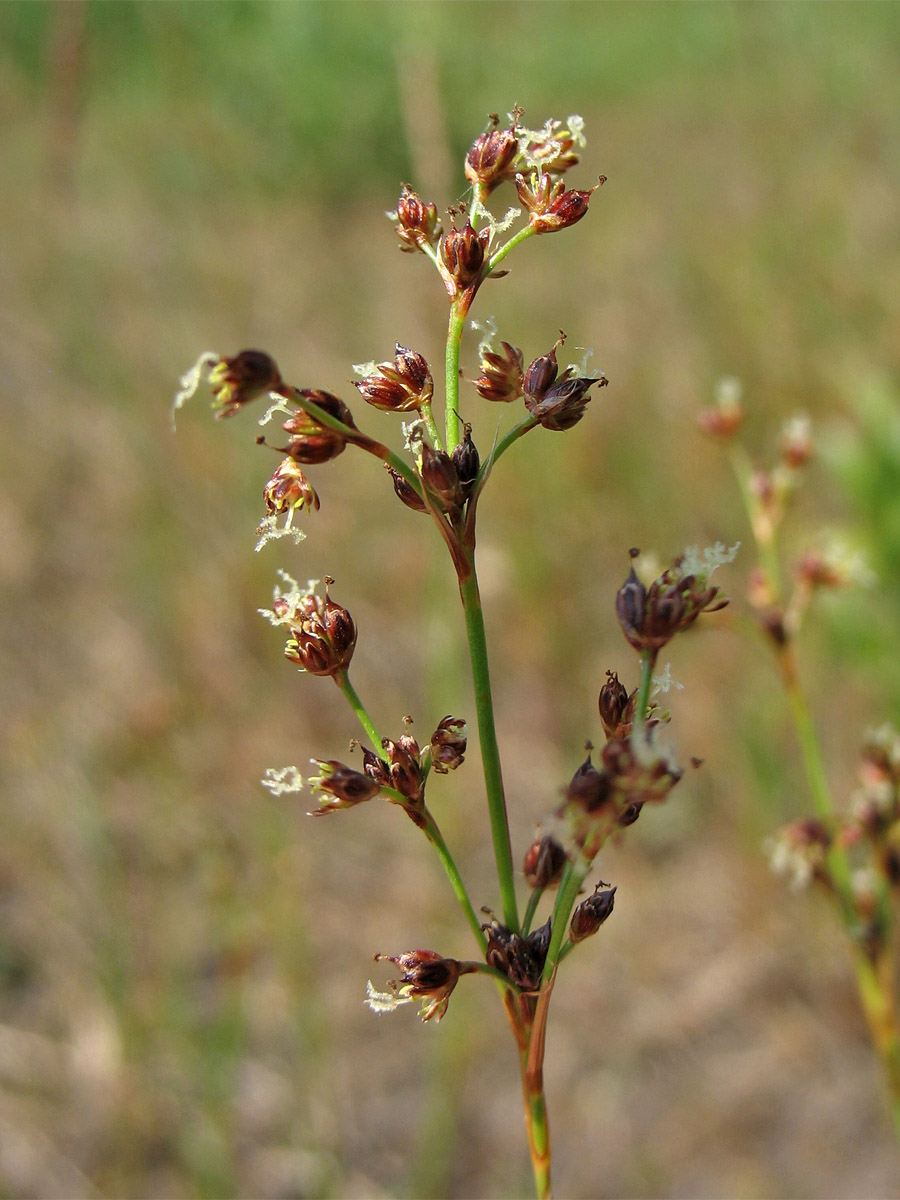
(176, 109), (733, 1197)
(699, 383), (900, 1142)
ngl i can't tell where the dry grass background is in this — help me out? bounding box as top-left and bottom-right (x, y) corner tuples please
(2, 2), (900, 1196)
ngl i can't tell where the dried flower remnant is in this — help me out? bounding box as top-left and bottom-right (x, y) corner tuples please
(279, 389), (356, 464)
(263, 458), (320, 521)
(308, 760), (382, 816)
(370, 950), (470, 1022)
(472, 340), (525, 404)
(429, 716), (468, 774)
(616, 546), (735, 662)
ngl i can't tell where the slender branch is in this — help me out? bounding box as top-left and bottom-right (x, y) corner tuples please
(334, 670), (386, 761)
(420, 809), (488, 953)
(459, 565), (519, 931)
(445, 303), (465, 450)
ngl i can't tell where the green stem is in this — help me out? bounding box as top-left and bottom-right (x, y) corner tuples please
(418, 399), (443, 452)
(488, 224), (537, 274)
(459, 566), (519, 931)
(477, 414), (539, 485)
(445, 303), (465, 450)
(522, 886), (544, 937)
(334, 670), (385, 760)
(634, 650), (655, 726)
(421, 809), (488, 953)
(523, 1062), (551, 1200)
(543, 858), (589, 982)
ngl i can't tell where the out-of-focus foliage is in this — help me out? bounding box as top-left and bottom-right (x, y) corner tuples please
(2, 2), (900, 1196)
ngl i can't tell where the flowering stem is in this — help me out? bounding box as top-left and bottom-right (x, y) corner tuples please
(635, 649), (656, 727)
(489, 224), (536, 274)
(334, 670), (386, 761)
(445, 303), (465, 450)
(478, 414), (539, 484)
(522, 885), (544, 936)
(543, 857), (590, 983)
(418, 398), (443, 452)
(420, 810), (488, 953)
(458, 564), (519, 932)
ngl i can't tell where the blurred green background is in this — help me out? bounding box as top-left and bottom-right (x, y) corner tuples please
(3, 2), (900, 1196)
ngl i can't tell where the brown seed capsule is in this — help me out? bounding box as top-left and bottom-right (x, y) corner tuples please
(615, 550), (728, 658)
(385, 464), (427, 512)
(451, 424), (480, 493)
(569, 883), (616, 942)
(420, 443), (464, 516)
(523, 835), (567, 889)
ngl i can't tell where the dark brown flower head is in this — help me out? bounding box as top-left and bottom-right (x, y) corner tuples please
(281, 389), (355, 464)
(465, 113), (520, 193)
(598, 670), (635, 739)
(523, 834), (567, 889)
(439, 220), (490, 296)
(373, 949), (463, 1022)
(394, 184), (440, 253)
(615, 548), (730, 658)
(430, 716), (467, 774)
(525, 373), (606, 431)
(380, 733), (425, 806)
(385, 464), (427, 512)
(420, 443), (464, 516)
(473, 341), (524, 403)
(569, 882), (616, 943)
(284, 580), (356, 677)
(481, 913), (549, 992)
(308, 760), (381, 816)
(354, 345), (433, 413)
(263, 458), (320, 517)
(208, 350), (284, 419)
(451, 423), (481, 493)
(558, 734), (682, 859)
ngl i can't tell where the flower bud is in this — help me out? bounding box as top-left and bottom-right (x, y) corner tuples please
(523, 835), (567, 889)
(440, 221), (490, 294)
(473, 341), (524, 403)
(523, 340), (562, 402)
(355, 346), (433, 413)
(308, 760), (381, 815)
(569, 882), (616, 942)
(430, 715), (467, 773)
(263, 458), (320, 517)
(394, 184), (440, 253)
(208, 350), (284, 419)
(465, 115), (520, 193)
